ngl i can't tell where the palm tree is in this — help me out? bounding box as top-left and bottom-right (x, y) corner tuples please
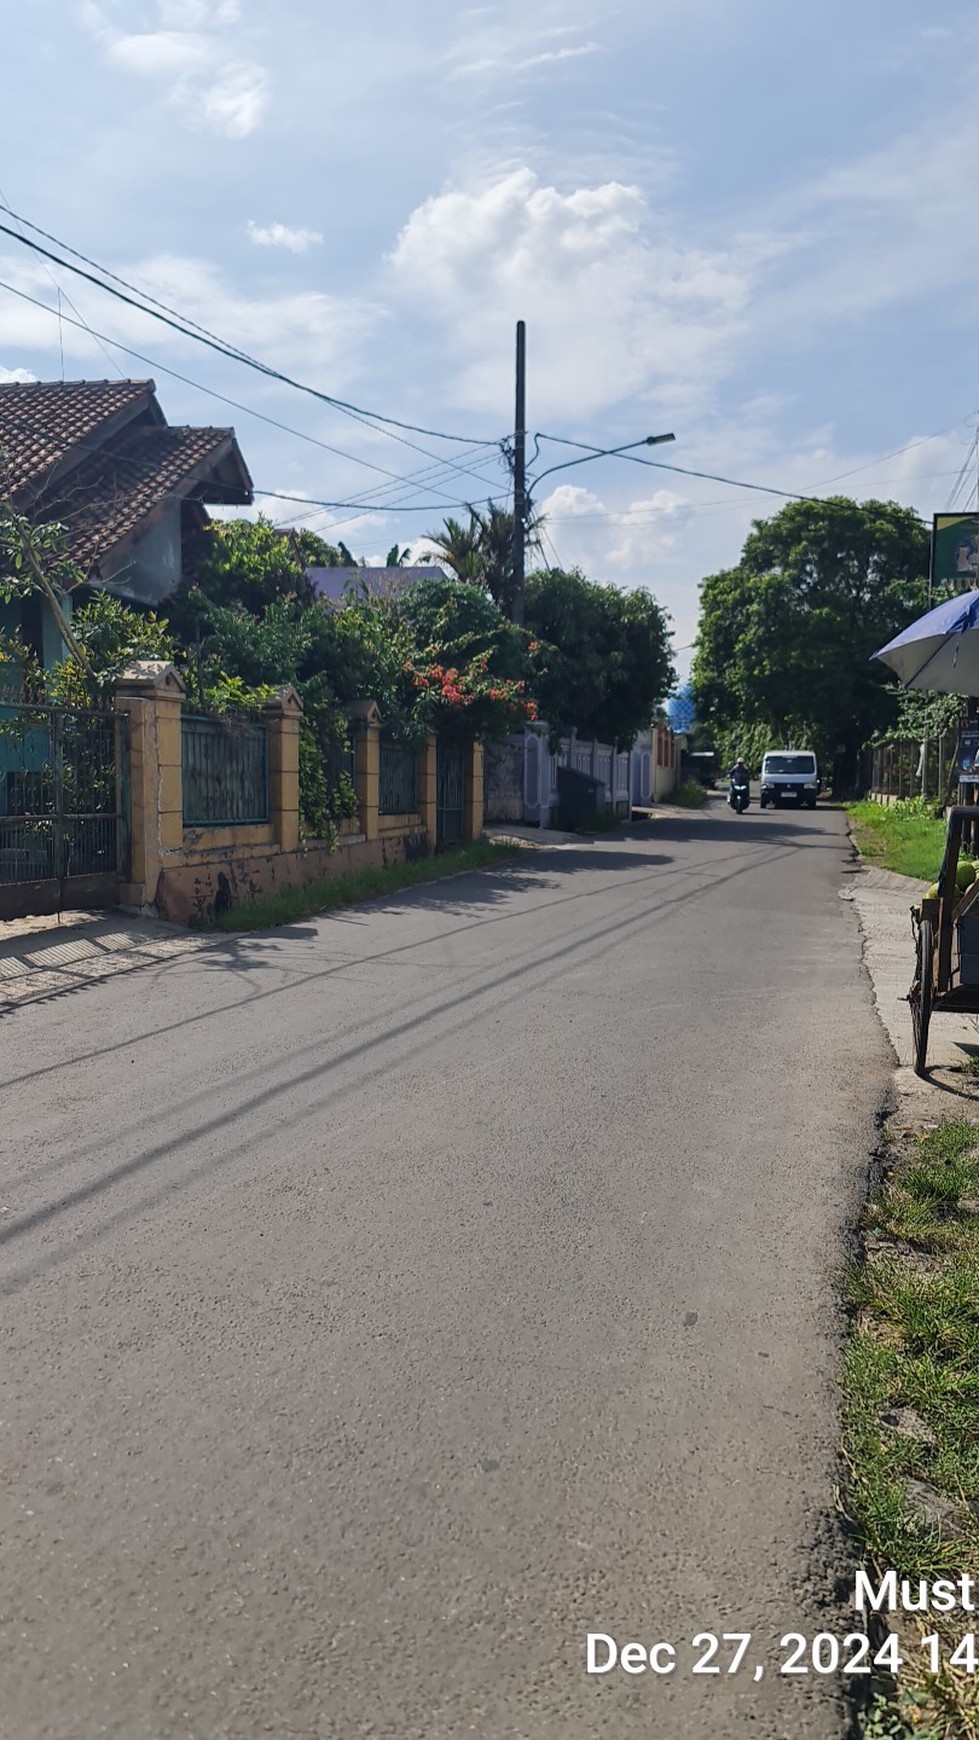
(423, 500), (544, 618)
(422, 513), (483, 585)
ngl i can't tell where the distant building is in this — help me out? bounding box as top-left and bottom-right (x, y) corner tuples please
(667, 684), (697, 734)
(307, 565), (446, 605)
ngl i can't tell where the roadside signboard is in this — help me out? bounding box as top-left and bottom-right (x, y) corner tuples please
(957, 723), (979, 786)
(932, 513), (979, 594)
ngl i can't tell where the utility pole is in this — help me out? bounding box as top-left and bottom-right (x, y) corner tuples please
(512, 319), (526, 626)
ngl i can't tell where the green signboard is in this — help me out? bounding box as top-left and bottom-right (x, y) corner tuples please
(933, 513), (979, 592)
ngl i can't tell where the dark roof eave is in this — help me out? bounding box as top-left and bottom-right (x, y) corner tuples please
(68, 431), (253, 579)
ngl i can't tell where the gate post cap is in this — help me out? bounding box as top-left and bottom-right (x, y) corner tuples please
(349, 699), (382, 725)
(115, 660), (186, 695)
(260, 685), (303, 716)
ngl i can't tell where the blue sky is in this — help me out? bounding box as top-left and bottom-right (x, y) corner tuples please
(2, 0), (977, 676)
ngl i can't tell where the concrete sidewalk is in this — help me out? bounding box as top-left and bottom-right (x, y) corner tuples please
(0, 909), (209, 1014)
(843, 862), (979, 1116)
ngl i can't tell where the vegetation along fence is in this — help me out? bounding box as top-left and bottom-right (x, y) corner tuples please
(181, 714), (270, 827)
(323, 736), (356, 795)
(870, 736), (953, 803)
(378, 738), (418, 815)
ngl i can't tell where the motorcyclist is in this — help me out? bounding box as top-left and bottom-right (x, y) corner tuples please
(728, 756), (750, 788)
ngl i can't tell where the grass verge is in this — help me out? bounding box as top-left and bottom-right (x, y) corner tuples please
(842, 1119), (979, 1738)
(847, 800), (948, 882)
(212, 840), (521, 931)
(669, 779), (710, 809)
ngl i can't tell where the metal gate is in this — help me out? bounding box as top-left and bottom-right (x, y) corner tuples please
(436, 742), (465, 845)
(0, 701), (130, 921)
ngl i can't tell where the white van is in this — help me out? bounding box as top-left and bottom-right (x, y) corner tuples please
(759, 750), (821, 809)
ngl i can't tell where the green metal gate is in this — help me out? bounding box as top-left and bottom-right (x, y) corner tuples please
(0, 701), (130, 920)
(436, 742), (465, 846)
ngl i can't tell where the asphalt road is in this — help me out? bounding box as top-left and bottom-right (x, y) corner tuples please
(0, 800), (891, 1739)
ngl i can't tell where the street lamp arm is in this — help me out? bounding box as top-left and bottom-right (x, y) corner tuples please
(528, 433), (675, 492)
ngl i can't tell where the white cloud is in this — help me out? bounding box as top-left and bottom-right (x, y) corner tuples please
(84, 2), (268, 138)
(107, 30), (207, 75)
(389, 168), (779, 420)
(539, 483), (605, 519)
(0, 365), (37, 383)
(445, 12), (601, 81)
(539, 480), (693, 571)
(193, 62), (268, 137)
(158, 0), (240, 23)
(247, 219), (323, 254)
(515, 42), (601, 72)
(0, 249), (379, 383)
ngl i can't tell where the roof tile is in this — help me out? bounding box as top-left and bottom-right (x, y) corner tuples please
(34, 423), (246, 572)
(0, 379), (155, 497)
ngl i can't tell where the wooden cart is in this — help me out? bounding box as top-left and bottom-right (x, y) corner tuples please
(908, 806), (979, 1076)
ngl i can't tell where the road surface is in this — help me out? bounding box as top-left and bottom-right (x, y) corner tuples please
(0, 802), (891, 1738)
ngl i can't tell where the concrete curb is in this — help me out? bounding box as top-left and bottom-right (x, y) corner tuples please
(842, 825), (979, 1115)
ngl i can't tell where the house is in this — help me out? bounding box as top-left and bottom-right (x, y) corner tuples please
(307, 565), (446, 606)
(0, 378), (253, 667)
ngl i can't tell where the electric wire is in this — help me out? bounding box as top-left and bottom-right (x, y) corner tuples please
(543, 467), (968, 528)
(0, 208), (501, 447)
(0, 184), (127, 387)
(532, 435), (830, 505)
(0, 278), (510, 510)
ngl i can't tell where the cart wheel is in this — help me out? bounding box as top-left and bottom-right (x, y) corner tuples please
(910, 918), (934, 1077)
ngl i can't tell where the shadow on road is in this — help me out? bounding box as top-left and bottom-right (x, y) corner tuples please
(624, 808), (846, 850)
(0, 819), (811, 1285)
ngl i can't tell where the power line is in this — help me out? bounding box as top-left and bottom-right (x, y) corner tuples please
(0, 278), (509, 507)
(536, 420), (979, 522)
(0, 206), (501, 448)
(0, 405), (509, 526)
(542, 466), (967, 529)
(254, 487), (505, 514)
(0, 181), (127, 386)
(533, 435), (828, 504)
(815, 426), (963, 489)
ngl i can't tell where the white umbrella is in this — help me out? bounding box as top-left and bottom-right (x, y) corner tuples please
(874, 590), (979, 693)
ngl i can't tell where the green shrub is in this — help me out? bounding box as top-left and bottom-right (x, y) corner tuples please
(671, 779), (709, 808)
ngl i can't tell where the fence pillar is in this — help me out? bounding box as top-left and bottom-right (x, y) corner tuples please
(417, 731), (437, 844)
(463, 740), (484, 839)
(114, 660), (186, 907)
(262, 686), (303, 852)
(350, 699), (381, 841)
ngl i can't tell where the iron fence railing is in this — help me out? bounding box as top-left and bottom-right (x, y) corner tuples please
(0, 701), (129, 888)
(378, 738), (418, 814)
(869, 735), (954, 803)
(181, 714), (270, 826)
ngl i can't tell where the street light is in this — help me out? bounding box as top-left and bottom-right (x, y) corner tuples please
(510, 432), (676, 622)
(528, 432), (676, 492)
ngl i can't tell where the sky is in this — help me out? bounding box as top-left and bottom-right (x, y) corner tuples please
(2, 0), (979, 680)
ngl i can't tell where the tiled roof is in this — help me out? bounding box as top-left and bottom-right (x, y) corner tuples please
(0, 379), (156, 497)
(33, 422), (250, 574)
(308, 565), (446, 602)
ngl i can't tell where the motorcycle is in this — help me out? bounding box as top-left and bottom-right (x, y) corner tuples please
(728, 777), (750, 814)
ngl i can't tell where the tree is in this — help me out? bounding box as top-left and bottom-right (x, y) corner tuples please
(423, 500), (543, 618)
(395, 574), (529, 680)
(170, 515), (360, 649)
(691, 497), (929, 793)
(394, 573), (539, 742)
(524, 566), (675, 748)
(0, 500), (178, 708)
